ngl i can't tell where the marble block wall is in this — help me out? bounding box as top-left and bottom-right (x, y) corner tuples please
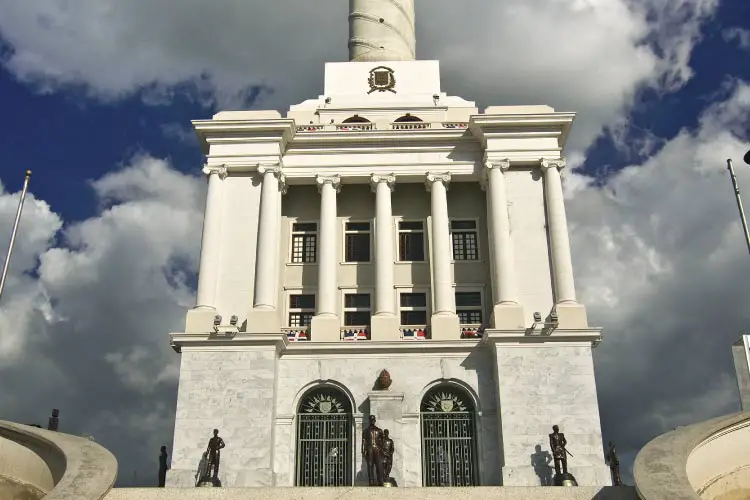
(167, 349), (277, 487)
(273, 351), (501, 487)
(492, 343), (611, 487)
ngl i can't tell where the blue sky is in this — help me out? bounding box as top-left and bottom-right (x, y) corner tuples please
(1, 0), (750, 488)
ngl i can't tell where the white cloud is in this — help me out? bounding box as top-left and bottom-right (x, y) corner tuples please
(723, 27), (750, 51)
(0, 156), (204, 483)
(569, 80), (750, 462)
(0, 0), (718, 153)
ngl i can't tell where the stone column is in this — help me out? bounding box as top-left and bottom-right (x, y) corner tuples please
(370, 174), (399, 340)
(484, 160), (525, 329)
(311, 175), (341, 342)
(541, 159), (587, 327)
(186, 165), (227, 332)
(425, 173), (460, 340)
(246, 164), (286, 333)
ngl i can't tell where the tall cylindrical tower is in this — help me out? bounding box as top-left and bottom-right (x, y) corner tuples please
(349, 0), (416, 62)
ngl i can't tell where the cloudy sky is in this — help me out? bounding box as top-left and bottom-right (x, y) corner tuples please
(0, 0), (749, 487)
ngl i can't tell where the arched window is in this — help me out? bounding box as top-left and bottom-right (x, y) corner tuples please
(342, 115), (371, 123)
(420, 385), (479, 486)
(394, 114), (423, 122)
(295, 386), (353, 487)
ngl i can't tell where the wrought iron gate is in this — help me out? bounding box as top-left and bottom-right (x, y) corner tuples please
(295, 388), (353, 487)
(420, 388), (478, 486)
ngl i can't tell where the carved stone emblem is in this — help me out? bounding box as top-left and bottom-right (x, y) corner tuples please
(368, 66), (396, 94)
(377, 369), (392, 390)
(318, 401), (332, 414)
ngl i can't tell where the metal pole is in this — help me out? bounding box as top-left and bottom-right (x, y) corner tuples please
(727, 159), (750, 257)
(0, 170), (32, 303)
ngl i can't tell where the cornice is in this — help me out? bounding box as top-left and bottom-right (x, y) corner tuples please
(192, 119), (296, 154)
(469, 112), (576, 149)
(481, 328), (603, 347)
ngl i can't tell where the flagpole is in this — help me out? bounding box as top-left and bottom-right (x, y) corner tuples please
(0, 170), (32, 303)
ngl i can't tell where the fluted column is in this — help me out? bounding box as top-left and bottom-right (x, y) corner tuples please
(425, 173), (455, 315)
(541, 159), (577, 304)
(371, 174), (397, 316)
(315, 175), (341, 317)
(195, 165), (227, 308)
(485, 160), (519, 305)
(252, 164), (286, 310)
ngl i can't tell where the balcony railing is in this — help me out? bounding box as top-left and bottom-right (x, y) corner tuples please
(295, 122), (469, 133)
(282, 327), (310, 342)
(341, 326), (371, 341)
(400, 325), (429, 340)
(460, 324), (485, 339)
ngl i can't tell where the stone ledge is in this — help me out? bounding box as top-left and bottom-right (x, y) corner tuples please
(107, 486), (637, 500)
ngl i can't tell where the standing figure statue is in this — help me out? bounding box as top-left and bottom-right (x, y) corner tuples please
(205, 429), (226, 482)
(361, 415), (385, 486)
(158, 446), (170, 487)
(549, 425), (568, 476)
(605, 441), (622, 486)
(382, 429), (395, 483)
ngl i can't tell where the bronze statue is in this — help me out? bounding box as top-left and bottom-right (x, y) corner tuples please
(605, 441), (622, 486)
(205, 429), (225, 481)
(48, 409), (59, 431)
(361, 415), (385, 486)
(158, 446), (169, 487)
(382, 429), (395, 482)
(549, 425), (569, 476)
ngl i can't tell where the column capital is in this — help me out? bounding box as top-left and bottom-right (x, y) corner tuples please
(370, 174), (396, 192)
(540, 158), (567, 171)
(202, 164), (228, 179)
(425, 172), (451, 191)
(316, 174), (342, 193)
(257, 164), (287, 194)
(484, 159), (512, 171)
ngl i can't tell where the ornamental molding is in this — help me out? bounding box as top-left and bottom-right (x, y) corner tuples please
(202, 164), (228, 179)
(315, 175), (342, 193)
(484, 159), (512, 172)
(369, 174), (396, 192)
(540, 158), (567, 171)
(425, 172), (451, 192)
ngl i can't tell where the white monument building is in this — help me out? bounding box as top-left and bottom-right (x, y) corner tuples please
(167, 0), (612, 489)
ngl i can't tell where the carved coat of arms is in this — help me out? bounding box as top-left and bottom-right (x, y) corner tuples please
(368, 66), (396, 94)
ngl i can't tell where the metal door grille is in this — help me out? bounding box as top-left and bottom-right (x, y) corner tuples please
(421, 411), (477, 486)
(296, 413), (351, 486)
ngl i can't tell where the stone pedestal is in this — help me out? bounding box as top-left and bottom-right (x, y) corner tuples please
(491, 304), (525, 329)
(311, 315), (341, 342)
(555, 302), (589, 329)
(245, 309), (281, 334)
(368, 391), (404, 486)
(371, 315), (400, 341)
(429, 314), (460, 340)
(185, 306), (217, 333)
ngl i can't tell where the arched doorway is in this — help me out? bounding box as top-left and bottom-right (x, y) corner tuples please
(295, 386), (353, 487)
(420, 384), (479, 486)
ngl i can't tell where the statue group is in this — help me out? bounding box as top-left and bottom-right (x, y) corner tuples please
(361, 415), (396, 486)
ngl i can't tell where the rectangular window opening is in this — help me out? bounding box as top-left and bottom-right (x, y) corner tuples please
(289, 293), (315, 327)
(399, 292), (428, 325)
(451, 220), (479, 261)
(291, 222), (317, 263)
(398, 220), (425, 262)
(345, 221), (371, 262)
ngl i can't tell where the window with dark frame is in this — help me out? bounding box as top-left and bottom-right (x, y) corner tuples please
(455, 291), (483, 325)
(398, 221), (425, 261)
(289, 294), (315, 327)
(451, 220), (479, 261)
(291, 222), (317, 263)
(344, 222), (371, 262)
(400, 292), (427, 325)
(343, 293), (371, 326)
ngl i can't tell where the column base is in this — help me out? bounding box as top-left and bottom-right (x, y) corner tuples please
(371, 314), (400, 341)
(311, 315), (340, 342)
(555, 302), (589, 329)
(501, 464), (612, 487)
(245, 308), (281, 334)
(430, 313), (461, 340)
(185, 306), (217, 333)
(491, 303), (525, 329)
